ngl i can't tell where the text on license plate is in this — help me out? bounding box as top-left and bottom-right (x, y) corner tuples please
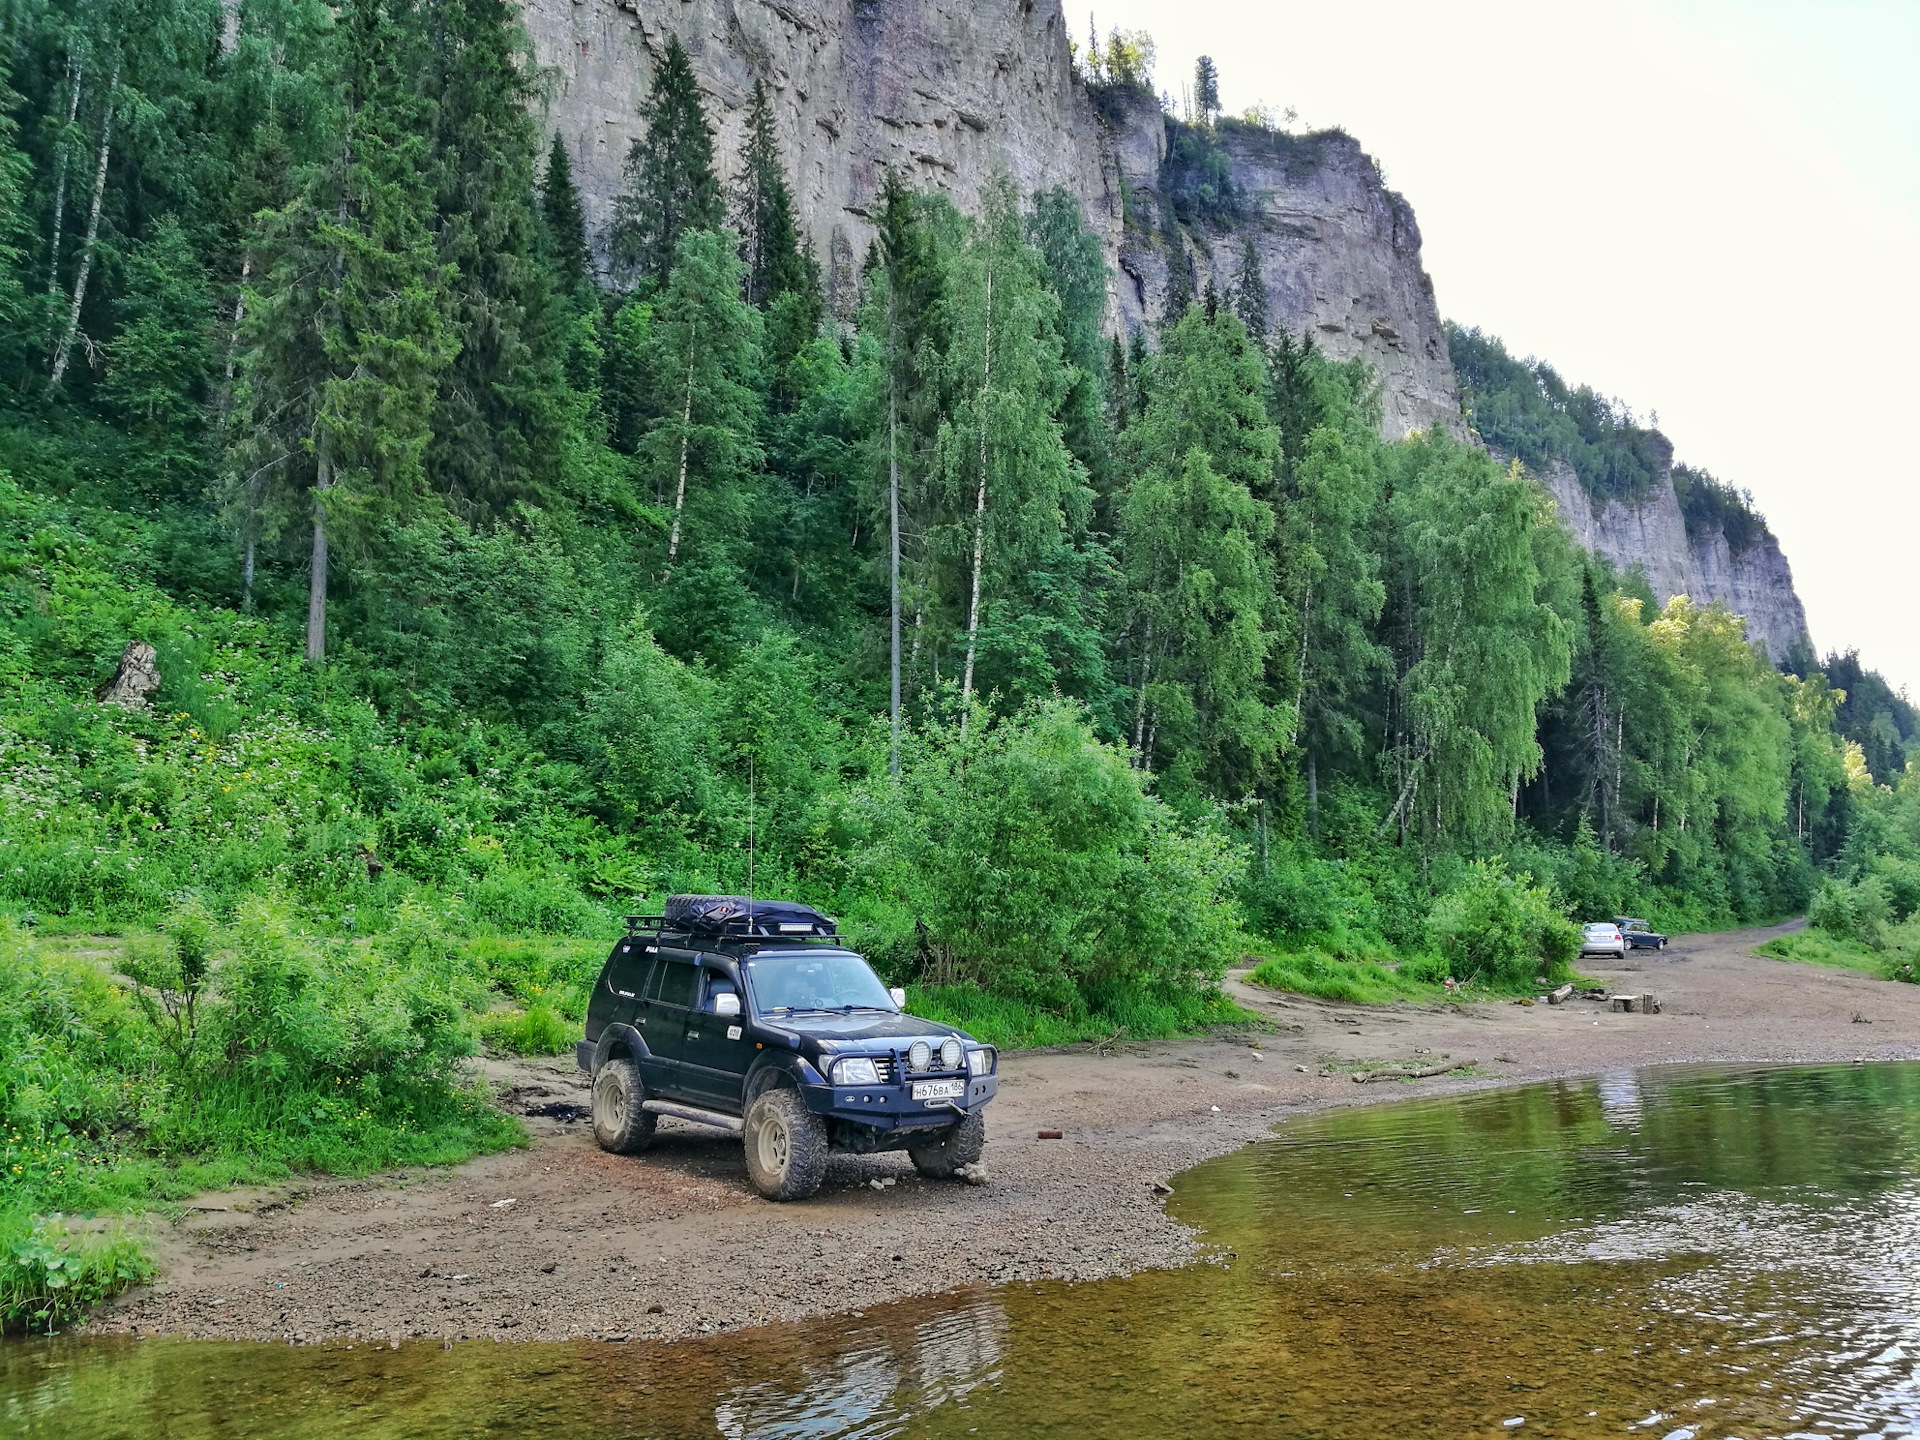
(912, 1079), (965, 1101)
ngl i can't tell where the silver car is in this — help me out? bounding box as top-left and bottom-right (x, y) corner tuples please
(1580, 921), (1626, 957)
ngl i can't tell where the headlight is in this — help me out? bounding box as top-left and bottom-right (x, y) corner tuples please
(940, 1037), (964, 1071)
(968, 1046), (995, 1077)
(833, 1057), (880, 1086)
(907, 1040), (933, 1073)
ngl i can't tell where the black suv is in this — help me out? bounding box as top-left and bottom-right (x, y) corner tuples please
(577, 895), (998, 1201)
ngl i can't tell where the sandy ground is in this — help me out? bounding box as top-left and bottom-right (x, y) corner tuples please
(89, 921), (1920, 1345)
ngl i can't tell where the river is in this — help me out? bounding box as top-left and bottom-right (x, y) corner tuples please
(6, 1061), (1919, 1438)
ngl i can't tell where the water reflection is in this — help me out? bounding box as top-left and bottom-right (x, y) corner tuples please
(1599, 1067), (1645, 1128)
(711, 1297), (1005, 1440)
(6, 1063), (1920, 1440)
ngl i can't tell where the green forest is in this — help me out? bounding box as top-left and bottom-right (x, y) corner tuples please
(3, 0), (1918, 1326)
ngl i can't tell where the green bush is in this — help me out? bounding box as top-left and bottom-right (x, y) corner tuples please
(1810, 877), (1888, 950)
(1239, 844), (1383, 952)
(1426, 860), (1578, 988)
(0, 1213), (152, 1334)
(836, 700), (1247, 1014)
(1873, 857), (1920, 924)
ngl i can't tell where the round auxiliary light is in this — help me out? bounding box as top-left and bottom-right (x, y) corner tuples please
(908, 1040), (933, 1073)
(940, 1037), (964, 1071)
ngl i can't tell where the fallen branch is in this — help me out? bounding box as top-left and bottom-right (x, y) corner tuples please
(1351, 1060), (1474, 1084)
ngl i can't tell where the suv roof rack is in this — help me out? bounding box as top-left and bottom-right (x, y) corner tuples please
(625, 894), (839, 942)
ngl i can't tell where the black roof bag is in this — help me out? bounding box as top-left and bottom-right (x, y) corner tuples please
(662, 894), (834, 936)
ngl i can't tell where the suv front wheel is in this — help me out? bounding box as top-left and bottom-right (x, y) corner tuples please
(909, 1110), (985, 1178)
(744, 1088), (828, 1201)
(591, 1057), (658, 1155)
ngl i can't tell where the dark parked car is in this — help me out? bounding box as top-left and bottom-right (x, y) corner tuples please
(1613, 917), (1669, 950)
(578, 895), (998, 1201)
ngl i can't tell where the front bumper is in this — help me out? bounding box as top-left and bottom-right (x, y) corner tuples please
(804, 1072), (999, 1131)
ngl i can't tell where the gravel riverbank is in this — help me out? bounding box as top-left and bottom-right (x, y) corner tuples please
(90, 921), (1920, 1345)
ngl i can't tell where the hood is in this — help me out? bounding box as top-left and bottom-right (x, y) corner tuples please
(778, 1011), (972, 1045)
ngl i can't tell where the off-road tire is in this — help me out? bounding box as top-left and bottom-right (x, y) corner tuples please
(591, 1058), (657, 1155)
(744, 1087), (828, 1201)
(909, 1110), (986, 1179)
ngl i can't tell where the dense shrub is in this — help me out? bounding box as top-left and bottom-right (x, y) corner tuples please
(1426, 861), (1579, 988)
(836, 700), (1247, 1014)
(1809, 877), (1889, 950)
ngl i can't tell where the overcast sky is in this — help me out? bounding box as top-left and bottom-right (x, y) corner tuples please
(1088, 0), (1920, 695)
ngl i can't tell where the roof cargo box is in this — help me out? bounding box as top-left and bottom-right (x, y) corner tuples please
(660, 894), (836, 938)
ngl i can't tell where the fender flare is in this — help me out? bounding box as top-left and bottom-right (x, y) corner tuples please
(591, 1023), (651, 1075)
(744, 1052), (819, 1106)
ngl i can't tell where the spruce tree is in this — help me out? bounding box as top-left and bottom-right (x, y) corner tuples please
(1280, 366), (1389, 833)
(104, 218), (215, 498)
(1026, 186), (1109, 483)
(866, 171), (957, 730)
(1120, 303), (1286, 797)
(1231, 235), (1267, 343)
(541, 133), (593, 297)
(421, 0), (567, 517)
(1193, 55), (1221, 124)
(735, 79), (809, 310)
(232, 0), (453, 665)
(611, 35), (722, 289)
(0, 58), (33, 382)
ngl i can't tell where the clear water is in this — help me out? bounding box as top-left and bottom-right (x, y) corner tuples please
(7, 1062), (1920, 1439)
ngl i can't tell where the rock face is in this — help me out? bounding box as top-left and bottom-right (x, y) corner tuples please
(519, 0), (1807, 655)
(522, 0), (1114, 319)
(1099, 89), (1457, 437)
(518, 0), (1454, 433)
(1527, 448), (1813, 664)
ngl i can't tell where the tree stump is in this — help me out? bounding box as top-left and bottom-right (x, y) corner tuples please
(97, 641), (161, 710)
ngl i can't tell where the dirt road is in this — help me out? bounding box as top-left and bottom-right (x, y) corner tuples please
(91, 922), (1920, 1345)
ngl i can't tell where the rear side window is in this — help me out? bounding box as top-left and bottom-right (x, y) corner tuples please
(651, 957), (699, 1009)
(607, 943), (654, 997)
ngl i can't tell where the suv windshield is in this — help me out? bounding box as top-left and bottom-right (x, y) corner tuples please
(744, 952), (897, 1014)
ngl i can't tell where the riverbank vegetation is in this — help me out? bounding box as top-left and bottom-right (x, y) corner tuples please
(1, 3), (1915, 1325)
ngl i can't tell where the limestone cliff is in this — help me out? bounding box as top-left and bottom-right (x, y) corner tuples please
(1527, 446), (1813, 664)
(1098, 89), (1457, 437)
(518, 0), (1454, 434)
(521, 0), (1114, 319)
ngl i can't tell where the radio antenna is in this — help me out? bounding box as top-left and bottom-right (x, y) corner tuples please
(747, 755), (755, 924)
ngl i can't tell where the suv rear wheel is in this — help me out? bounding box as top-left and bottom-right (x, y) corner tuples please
(909, 1110), (985, 1179)
(591, 1057), (657, 1155)
(743, 1088), (827, 1201)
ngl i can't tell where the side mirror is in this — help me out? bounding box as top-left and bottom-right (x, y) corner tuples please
(888, 987), (906, 1009)
(714, 992), (741, 1018)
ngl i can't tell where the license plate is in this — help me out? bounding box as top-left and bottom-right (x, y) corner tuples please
(912, 1079), (965, 1101)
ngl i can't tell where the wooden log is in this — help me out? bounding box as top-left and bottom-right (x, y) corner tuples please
(1351, 1061), (1472, 1084)
(1547, 983), (1574, 1005)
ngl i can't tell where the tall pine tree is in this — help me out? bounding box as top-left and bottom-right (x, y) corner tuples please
(421, 0), (567, 518)
(1120, 303), (1287, 799)
(734, 79), (808, 309)
(540, 133), (593, 298)
(611, 35), (721, 289)
(232, 0), (453, 664)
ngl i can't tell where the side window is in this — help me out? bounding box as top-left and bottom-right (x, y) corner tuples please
(606, 943), (654, 998)
(651, 957), (699, 1010)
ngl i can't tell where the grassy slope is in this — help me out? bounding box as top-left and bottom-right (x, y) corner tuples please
(1757, 920), (1920, 981)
